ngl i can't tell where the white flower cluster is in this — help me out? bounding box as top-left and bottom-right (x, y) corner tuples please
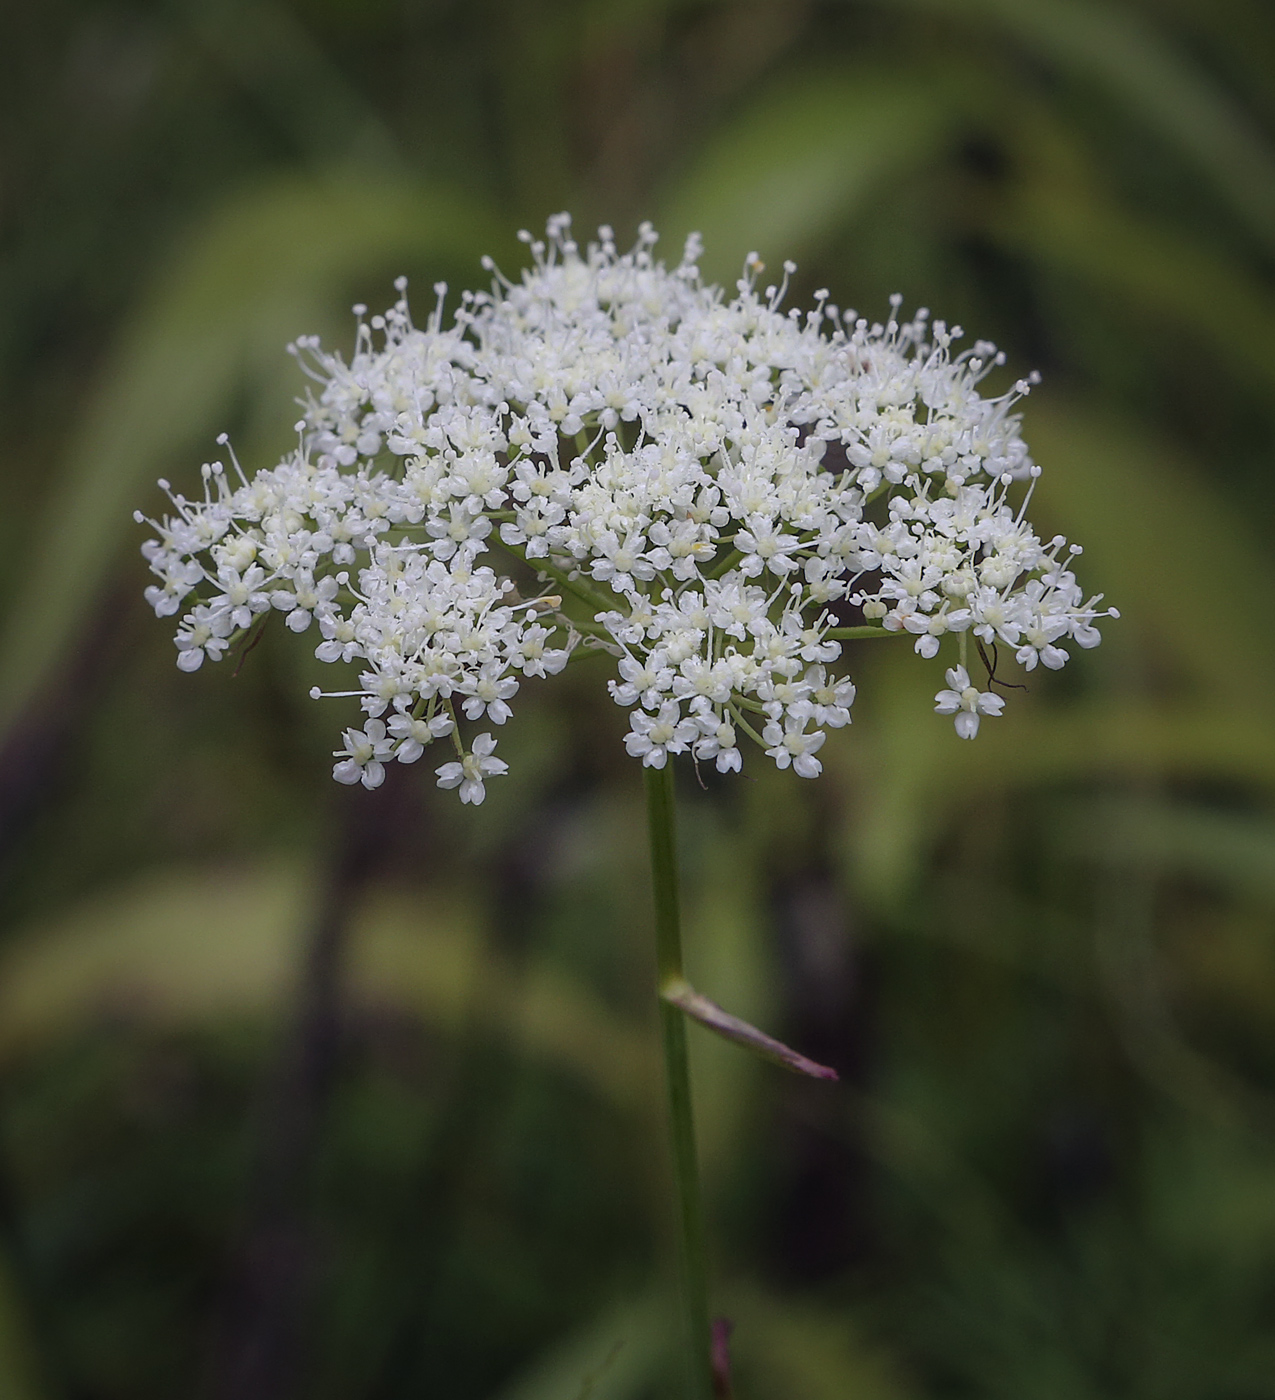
(139, 215), (1114, 801)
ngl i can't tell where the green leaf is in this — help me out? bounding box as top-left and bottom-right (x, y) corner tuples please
(0, 173), (501, 736)
(655, 68), (960, 280)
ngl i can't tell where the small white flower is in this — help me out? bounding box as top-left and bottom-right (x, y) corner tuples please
(460, 663), (518, 724)
(174, 603), (234, 670)
(933, 665), (1005, 739)
(692, 714), (742, 774)
(435, 732), (508, 804)
(762, 716), (827, 779)
(332, 720), (395, 787)
(624, 701), (698, 768)
(797, 666), (856, 728)
(387, 710), (453, 763)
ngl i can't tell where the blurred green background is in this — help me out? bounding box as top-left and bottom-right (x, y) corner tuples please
(2, 1), (1275, 1396)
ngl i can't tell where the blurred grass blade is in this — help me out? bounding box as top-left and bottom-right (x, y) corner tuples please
(834, 397), (1275, 904)
(724, 1284), (915, 1400)
(842, 689), (1275, 909)
(0, 174), (501, 736)
(183, 0), (403, 167)
(656, 69), (959, 279)
(0, 863), (655, 1108)
(1057, 797), (1275, 907)
(357, 887), (657, 1109)
(996, 177), (1275, 390)
(883, 0), (1275, 248)
(489, 1296), (667, 1400)
(1027, 398), (1275, 701)
(0, 1254), (48, 1400)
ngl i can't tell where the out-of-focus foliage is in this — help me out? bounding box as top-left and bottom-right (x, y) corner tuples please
(1, 1), (1274, 1397)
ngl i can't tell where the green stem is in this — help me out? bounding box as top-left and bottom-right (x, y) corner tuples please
(643, 762), (714, 1400)
(496, 537), (615, 614)
(705, 547), (744, 579)
(826, 625), (904, 640)
(727, 702), (768, 750)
